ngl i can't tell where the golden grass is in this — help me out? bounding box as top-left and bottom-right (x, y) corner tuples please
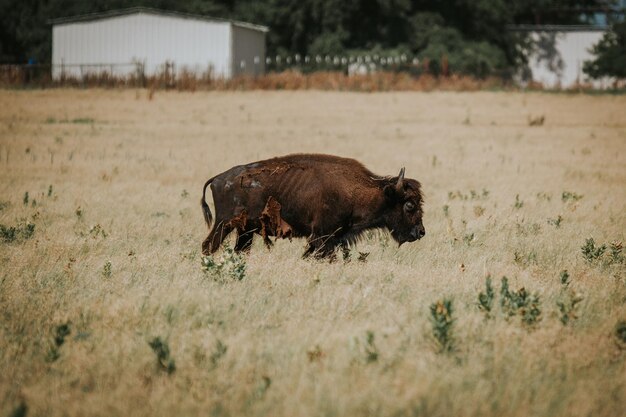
(0, 89), (625, 417)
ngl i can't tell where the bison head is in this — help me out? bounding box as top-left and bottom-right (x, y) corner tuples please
(383, 168), (425, 245)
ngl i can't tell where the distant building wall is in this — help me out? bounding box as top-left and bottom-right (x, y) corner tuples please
(515, 27), (614, 88)
(231, 24), (266, 77)
(51, 9), (267, 79)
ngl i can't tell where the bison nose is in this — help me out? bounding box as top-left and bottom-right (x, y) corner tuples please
(411, 226), (425, 241)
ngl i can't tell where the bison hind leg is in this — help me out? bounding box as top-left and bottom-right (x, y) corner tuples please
(202, 221), (234, 255)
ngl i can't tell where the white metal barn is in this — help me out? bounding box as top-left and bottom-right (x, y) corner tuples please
(50, 7), (268, 79)
(512, 25), (612, 89)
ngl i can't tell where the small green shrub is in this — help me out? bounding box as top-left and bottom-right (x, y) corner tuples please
(609, 241), (624, 264)
(547, 215), (563, 228)
(430, 299), (454, 353)
(72, 118), (94, 124)
(48, 185), (53, 197)
(210, 339), (228, 368)
(23, 192), (29, 205)
(513, 194), (523, 209)
(148, 337), (176, 374)
(351, 330), (379, 364)
(513, 250), (538, 268)
(556, 270), (583, 325)
(0, 221), (35, 243)
(363, 331), (379, 363)
(463, 232), (475, 246)
(45, 323), (71, 363)
(615, 321), (626, 348)
(536, 192), (552, 202)
(201, 244), (246, 281)
(500, 277), (541, 326)
(447, 189), (489, 201)
(562, 191), (583, 203)
(478, 276), (495, 315)
(582, 238), (623, 266)
(581, 238), (606, 263)
(88, 224), (108, 239)
(9, 402), (27, 417)
(102, 261), (112, 278)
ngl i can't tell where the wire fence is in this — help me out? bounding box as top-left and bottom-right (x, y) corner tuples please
(5, 56), (613, 91)
(0, 54), (436, 88)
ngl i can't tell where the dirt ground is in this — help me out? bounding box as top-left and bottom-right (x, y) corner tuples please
(0, 89), (625, 417)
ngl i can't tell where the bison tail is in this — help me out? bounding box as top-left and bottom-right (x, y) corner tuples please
(201, 177), (214, 230)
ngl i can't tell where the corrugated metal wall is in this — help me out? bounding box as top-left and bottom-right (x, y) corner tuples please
(231, 25), (266, 77)
(52, 12), (257, 79)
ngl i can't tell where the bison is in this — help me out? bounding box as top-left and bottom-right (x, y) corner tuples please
(201, 154), (424, 259)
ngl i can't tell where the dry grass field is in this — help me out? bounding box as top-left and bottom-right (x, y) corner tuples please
(1, 89), (625, 417)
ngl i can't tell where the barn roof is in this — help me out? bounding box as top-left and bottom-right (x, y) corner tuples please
(507, 24), (608, 32)
(48, 6), (269, 33)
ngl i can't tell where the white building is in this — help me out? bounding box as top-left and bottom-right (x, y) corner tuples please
(50, 7), (268, 79)
(512, 25), (613, 89)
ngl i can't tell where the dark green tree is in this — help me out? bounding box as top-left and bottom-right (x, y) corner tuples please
(583, 21), (626, 79)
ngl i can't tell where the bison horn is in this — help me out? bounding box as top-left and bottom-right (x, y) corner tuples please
(395, 167), (405, 191)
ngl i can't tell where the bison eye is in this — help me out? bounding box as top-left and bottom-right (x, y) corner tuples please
(404, 201), (416, 212)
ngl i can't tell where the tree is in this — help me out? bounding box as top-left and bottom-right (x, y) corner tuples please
(583, 21), (626, 79)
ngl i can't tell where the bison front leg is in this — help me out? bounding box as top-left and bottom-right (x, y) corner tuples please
(302, 235), (340, 261)
(234, 229), (255, 253)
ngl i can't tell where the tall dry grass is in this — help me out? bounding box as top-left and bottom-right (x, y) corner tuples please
(0, 90), (625, 417)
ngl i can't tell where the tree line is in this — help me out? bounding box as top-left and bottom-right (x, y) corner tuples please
(0, 0), (623, 78)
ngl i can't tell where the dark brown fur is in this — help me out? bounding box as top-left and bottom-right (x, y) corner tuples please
(201, 154), (425, 259)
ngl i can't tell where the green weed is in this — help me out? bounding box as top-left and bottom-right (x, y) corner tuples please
(513, 250), (538, 268)
(547, 215), (563, 228)
(201, 244), (246, 281)
(0, 221), (35, 243)
(582, 238), (623, 266)
(478, 276), (495, 316)
(102, 261), (112, 278)
(615, 321), (626, 348)
(500, 277), (542, 326)
(447, 189), (489, 201)
(210, 339), (228, 369)
(430, 299), (454, 353)
(72, 118), (94, 124)
(609, 241), (624, 264)
(463, 232), (475, 246)
(45, 323), (71, 363)
(88, 224), (108, 239)
(581, 238), (606, 263)
(562, 191), (583, 203)
(148, 337), (176, 374)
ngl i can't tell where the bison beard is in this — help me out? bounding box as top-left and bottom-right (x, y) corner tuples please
(201, 154), (425, 260)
